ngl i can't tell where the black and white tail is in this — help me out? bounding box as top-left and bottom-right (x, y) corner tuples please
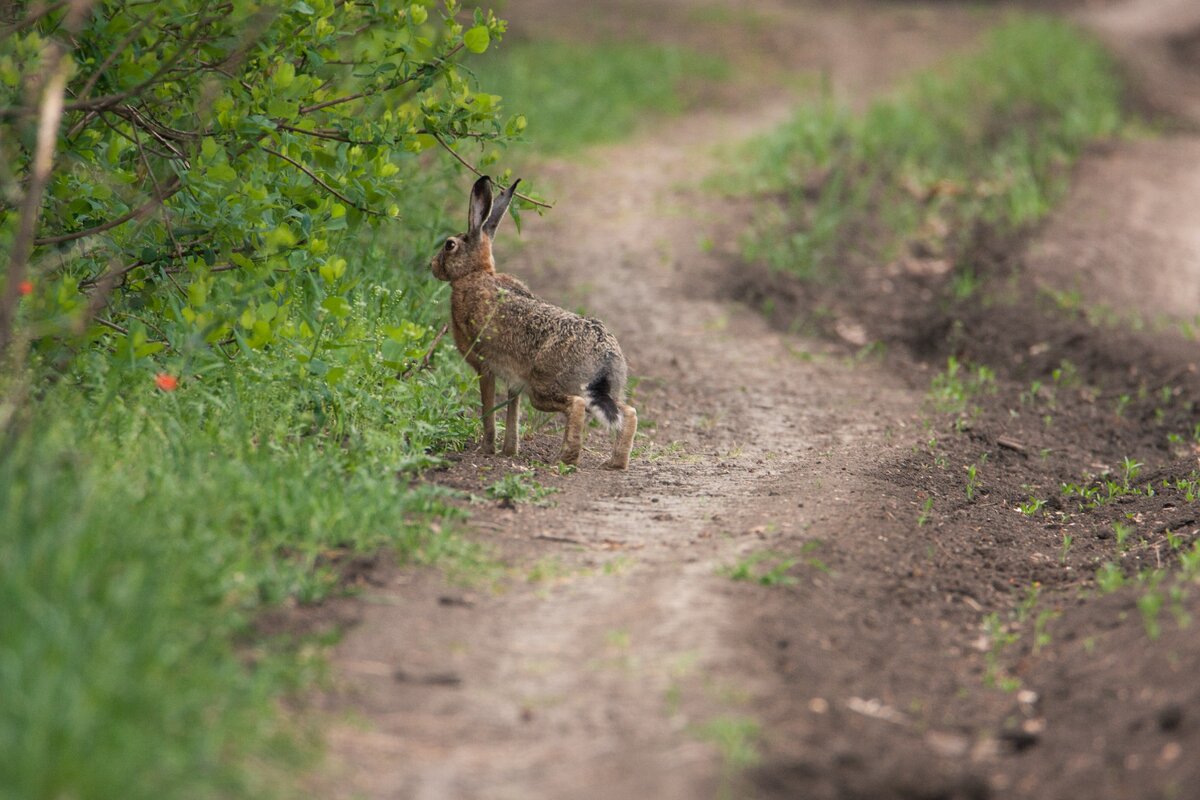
(584, 367), (622, 428)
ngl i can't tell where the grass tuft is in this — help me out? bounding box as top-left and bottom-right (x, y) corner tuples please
(735, 16), (1125, 281)
(487, 40), (727, 154)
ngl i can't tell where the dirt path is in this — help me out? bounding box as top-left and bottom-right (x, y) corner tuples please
(1024, 0), (1200, 326)
(312, 3), (1200, 799)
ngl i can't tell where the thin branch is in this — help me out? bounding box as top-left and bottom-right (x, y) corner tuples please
(430, 131), (553, 210)
(400, 323), (448, 379)
(0, 1), (69, 41)
(32, 176), (181, 245)
(0, 8), (218, 121)
(94, 316), (128, 335)
(78, 258), (143, 289)
(261, 146), (381, 216)
(72, 14), (151, 103)
(298, 43), (464, 115)
(93, 109), (175, 159)
(277, 123), (498, 147)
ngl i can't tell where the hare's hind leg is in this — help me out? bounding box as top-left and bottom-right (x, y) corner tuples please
(501, 387), (521, 457)
(603, 404), (638, 470)
(479, 373), (496, 454)
(528, 392), (587, 466)
(559, 396), (588, 466)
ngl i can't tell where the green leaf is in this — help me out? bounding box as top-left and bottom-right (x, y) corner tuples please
(320, 296), (350, 318)
(464, 26), (490, 54)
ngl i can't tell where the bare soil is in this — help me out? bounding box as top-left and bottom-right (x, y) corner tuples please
(307, 2), (1200, 798)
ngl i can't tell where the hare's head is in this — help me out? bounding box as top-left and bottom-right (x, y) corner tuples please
(430, 175), (520, 282)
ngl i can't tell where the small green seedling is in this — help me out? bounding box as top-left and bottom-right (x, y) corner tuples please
(965, 463), (981, 501)
(1059, 533), (1073, 564)
(1095, 562), (1125, 593)
(917, 496), (934, 526)
(1020, 496), (1046, 516)
(722, 551), (798, 586)
(1112, 521), (1134, 550)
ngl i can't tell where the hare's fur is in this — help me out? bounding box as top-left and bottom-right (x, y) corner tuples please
(430, 176), (636, 469)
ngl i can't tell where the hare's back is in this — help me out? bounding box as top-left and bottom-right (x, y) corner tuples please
(526, 307), (625, 394)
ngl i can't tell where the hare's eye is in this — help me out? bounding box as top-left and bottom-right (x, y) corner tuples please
(444, 239), (457, 252)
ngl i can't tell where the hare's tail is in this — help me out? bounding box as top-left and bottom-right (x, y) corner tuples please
(584, 366), (622, 429)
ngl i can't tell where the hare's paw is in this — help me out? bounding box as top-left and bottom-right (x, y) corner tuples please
(602, 457), (629, 471)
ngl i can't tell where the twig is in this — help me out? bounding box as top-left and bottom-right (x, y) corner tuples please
(261, 146), (381, 216)
(430, 131), (553, 210)
(0, 14), (205, 121)
(94, 316), (128, 335)
(997, 436), (1027, 454)
(400, 323), (448, 378)
(33, 176), (182, 245)
(533, 534), (590, 546)
(0, 1), (70, 41)
(72, 15), (152, 106)
(298, 43), (464, 115)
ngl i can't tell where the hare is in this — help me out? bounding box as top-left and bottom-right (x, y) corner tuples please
(430, 176), (637, 469)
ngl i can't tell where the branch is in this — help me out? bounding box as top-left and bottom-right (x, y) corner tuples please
(0, 1), (70, 41)
(430, 132), (553, 210)
(72, 14), (151, 104)
(94, 316), (128, 335)
(400, 323), (448, 379)
(0, 8), (222, 121)
(261, 146), (382, 216)
(298, 43), (464, 115)
(32, 176), (181, 245)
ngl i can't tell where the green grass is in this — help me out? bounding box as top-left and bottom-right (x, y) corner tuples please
(929, 355), (996, 414)
(693, 714), (762, 800)
(0, 184), (493, 798)
(486, 40), (727, 154)
(735, 16), (1125, 280)
(0, 335), (489, 800)
(720, 549), (806, 586)
(485, 471), (558, 506)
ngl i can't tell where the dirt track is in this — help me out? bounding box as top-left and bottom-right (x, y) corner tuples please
(313, 2), (1200, 798)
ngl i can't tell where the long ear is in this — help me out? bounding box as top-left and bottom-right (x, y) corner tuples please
(483, 178), (520, 238)
(468, 175), (493, 236)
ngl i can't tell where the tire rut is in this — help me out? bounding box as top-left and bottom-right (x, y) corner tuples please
(312, 5), (1000, 798)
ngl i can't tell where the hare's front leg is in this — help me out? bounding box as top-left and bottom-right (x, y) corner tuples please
(603, 404), (638, 470)
(479, 373), (496, 454)
(501, 388), (521, 457)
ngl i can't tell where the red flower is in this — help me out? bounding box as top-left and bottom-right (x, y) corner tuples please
(18, 280), (33, 296)
(155, 373), (178, 392)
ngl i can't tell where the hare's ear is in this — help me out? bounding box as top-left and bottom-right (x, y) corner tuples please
(483, 178), (521, 238)
(468, 175), (493, 236)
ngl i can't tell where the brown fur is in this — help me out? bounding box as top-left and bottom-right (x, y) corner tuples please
(430, 176), (637, 469)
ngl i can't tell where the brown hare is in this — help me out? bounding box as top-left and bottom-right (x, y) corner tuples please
(430, 176), (637, 469)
